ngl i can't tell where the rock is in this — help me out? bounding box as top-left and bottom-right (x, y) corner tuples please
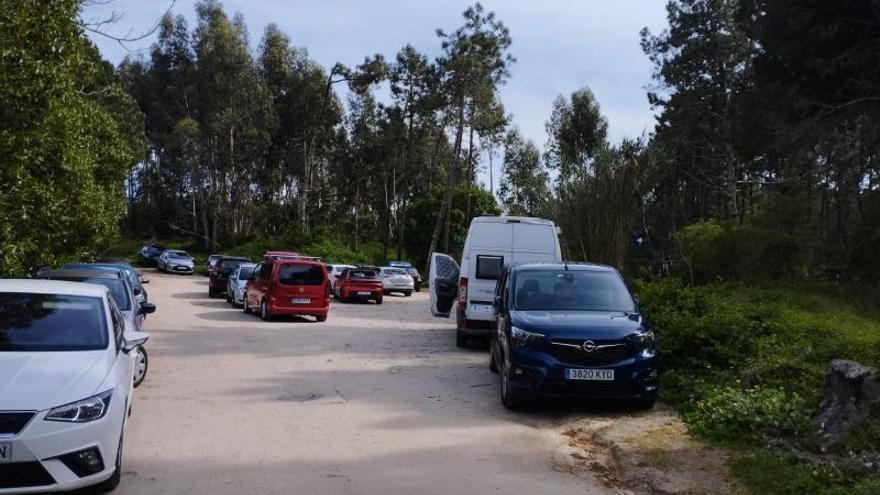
(810, 359), (880, 453)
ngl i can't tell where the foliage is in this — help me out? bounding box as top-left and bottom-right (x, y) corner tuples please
(0, 0), (141, 276)
(731, 454), (880, 495)
(683, 386), (809, 442)
(498, 129), (549, 216)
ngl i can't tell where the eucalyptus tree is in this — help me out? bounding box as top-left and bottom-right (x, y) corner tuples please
(498, 130), (549, 217)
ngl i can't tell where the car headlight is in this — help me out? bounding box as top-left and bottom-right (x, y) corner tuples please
(45, 390), (112, 423)
(511, 326), (544, 347)
(629, 330), (656, 357)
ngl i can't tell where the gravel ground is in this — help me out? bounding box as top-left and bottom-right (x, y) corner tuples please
(119, 269), (616, 494)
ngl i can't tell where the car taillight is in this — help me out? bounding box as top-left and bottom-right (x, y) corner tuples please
(458, 277), (468, 309)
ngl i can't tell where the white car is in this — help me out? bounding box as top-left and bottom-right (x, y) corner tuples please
(0, 280), (148, 493)
(378, 267), (414, 296)
(226, 262), (257, 307)
(326, 264), (355, 291)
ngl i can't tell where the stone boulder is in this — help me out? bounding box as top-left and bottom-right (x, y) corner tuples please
(810, 360), (880, 453)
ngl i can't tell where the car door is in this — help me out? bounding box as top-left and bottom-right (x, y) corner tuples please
(108, 297), (135, 406)
(429, 253), (460, 317)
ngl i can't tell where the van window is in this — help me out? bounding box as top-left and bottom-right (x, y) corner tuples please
(278, 264), (324, 286)
(476, 255), (504, 280)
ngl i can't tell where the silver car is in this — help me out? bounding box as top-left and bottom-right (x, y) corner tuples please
(227, 262), (257, 307)
(158, 249), (195, 274)
(379, 266), (415, 296)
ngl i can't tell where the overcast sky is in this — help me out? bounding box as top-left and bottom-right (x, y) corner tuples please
(83, 0), (669, 187)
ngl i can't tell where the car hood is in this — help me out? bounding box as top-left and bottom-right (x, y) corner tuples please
(168, 258), (193, 266)
(0, 351), (110, 411)
(510, 310), (647, 340)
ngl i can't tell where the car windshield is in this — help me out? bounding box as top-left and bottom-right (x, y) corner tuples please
(54, 278), (130, 312)
(238, 266), (256, 280)
(219, 259), (247, 269)
(277, 264), (324, 286)
(350, 269), (377, 279)
(168, 251), (189, 259)
(513, 270), (636, 312)
(0, 293), (108, 351)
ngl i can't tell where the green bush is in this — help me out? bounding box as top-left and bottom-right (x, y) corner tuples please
(683, 386), (810, 442)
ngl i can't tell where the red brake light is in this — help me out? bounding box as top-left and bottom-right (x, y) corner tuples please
(458, 277), (468, 309)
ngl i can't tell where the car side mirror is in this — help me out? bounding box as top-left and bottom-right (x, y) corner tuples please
(133, 287), (142, 295)
(141, 278), (150, 284)
(139, 302), (157, 315)
(123, 333), (149, 353)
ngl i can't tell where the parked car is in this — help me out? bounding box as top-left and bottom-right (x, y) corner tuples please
(386, 261), (422, 291)
(157, 249), (195, 274)
(205, 254), (223, 273)
(227, 262), (257, 307)
(137, 244), (166, 267)
(243, 258), (330, 322)
(208, 256), (251, 298)
(63, 262), (149, 305)
(326, 264), (356, 292)
(334, 267), (383, 304)
(98, 259), (149, 285)
(378, 266), (414, 296)
(35, 269), (156, 388)
(489, 263), (658, 410)
(0, 279), (149, 492)
(430, 216), (562, 348)
(261, 250), (299, 261)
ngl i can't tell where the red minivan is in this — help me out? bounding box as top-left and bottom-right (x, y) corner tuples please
(334, 267), (383, 304)
(243, 259), (330, 321)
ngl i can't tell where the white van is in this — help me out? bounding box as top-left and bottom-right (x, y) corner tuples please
(429, 216), (562, 347)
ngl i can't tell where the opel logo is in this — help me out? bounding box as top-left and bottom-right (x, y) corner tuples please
(582, 340), (597, 352)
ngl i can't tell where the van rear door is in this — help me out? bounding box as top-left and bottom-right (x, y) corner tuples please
(510, 222), (561, 263)
(429, 253), (459, 317)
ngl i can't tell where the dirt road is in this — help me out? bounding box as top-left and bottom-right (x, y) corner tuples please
(120, 270), (614, 494)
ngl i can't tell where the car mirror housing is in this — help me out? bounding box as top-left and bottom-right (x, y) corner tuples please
(139, 302), (157, 315)
(123, 332), (149, 353)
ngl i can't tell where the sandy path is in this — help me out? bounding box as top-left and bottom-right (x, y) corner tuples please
(119, 270), (613, 494)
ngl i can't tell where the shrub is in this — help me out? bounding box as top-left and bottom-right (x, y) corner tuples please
(683, 386), (810, 442)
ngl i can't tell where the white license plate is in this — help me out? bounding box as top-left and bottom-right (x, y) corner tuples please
(291, 298), (310, 304)
(566, 369), (614, 381)
(357, 291), (371, 296)
(469, 304), (493, 313)
(0, 443), (11, 462)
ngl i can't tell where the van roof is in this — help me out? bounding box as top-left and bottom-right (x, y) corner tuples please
(471, 216), (555, 226)
(512, 262), (618, 273)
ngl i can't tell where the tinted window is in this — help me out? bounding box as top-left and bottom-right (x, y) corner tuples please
(476, 255), (504, 280)
(513, 270), (635, 312)
(238, 266), (255, 280)
(0, 293), (109, 351)
(277, 264), (324, 286)
(54, 277), (130, 311)
(219, 259), (246, 269)
(350, 269), (378, 279)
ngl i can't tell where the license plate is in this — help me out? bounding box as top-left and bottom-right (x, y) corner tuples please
(291, 298), (310, 304)
(357, 291), (371, 296)
(0, 443), (11, 462)
(566, 369), (614, 381)
(469, 304), (493, 313)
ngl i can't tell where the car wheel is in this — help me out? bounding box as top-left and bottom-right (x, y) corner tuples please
(260, 299), (272, 321)
(316, 314), (327, 322)
(500, 357), (524, 410)
(632, 397), (656, 411)
(489, 342), (499, 373)
(404, 291), (412, 297)
(208, 288), (216, 298)
(226, 292), (233, 304)
(415, 286), (421, 292)
(455, 331), (467, 348)
(92, 430), (123, 492)
(242, 294), (251, 314)
(375, 296), (383, 305)
(132, 346), (148, 388)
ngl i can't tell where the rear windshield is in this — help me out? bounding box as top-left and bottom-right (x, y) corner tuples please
(238, 266), (256, 280)
(0, 293), (108, 351)
(383, 268), (407, 276)
(350, 269), (378, 279)
(277, 264), (324, 286)
(219, 259), (247, 269)
(514, 270), (635, 312)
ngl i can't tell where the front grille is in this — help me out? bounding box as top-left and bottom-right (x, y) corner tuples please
(0, 412), (35, 435)
(0, 462), (55, 489)
(548, 340), (632, 366)
(541, 379), (639, 398)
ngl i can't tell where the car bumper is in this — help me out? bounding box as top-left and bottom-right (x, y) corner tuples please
(268, 299), (330, 316)
(0, 397), (126, 493)
(382, 283), (414, 291)
(167, 265), (194, 274)
(507, 347), (659, 401)
(341, 289), (382, 299)
(456, 308), (495, 337)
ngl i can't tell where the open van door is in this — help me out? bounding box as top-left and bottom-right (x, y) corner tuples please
(429, 253), (459, 317)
